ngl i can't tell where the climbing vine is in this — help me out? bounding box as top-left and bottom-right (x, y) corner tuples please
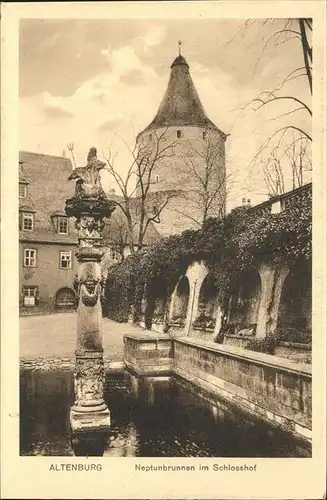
(105, 189), (311, 323)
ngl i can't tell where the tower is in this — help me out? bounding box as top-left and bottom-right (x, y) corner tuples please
(136, 45), (227, 235)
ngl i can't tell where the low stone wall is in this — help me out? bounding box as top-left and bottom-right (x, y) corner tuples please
(173, 338), (311, 443)
(123, 333), (173, 376)
(151, 321), (165, 334)
(122, 333), (312, 444)
(189, 326), (214, 341)
(275, 342), (311, 364)
(223, 334), (252, 348)
(167, 323), (185, 337)
(219, 335), (311, 364)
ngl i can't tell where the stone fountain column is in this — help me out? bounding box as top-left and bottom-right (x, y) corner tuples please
(65, 148), (116, 444)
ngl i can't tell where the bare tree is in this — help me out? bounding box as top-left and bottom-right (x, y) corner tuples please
(173, 127), (228, 227)
(104, 128), (178, 252)
(229, 18), (312, 186)
(103, 209), (135, 262)
(285, 138), (312, 190)
(263, 138), (312, 196)
(263, 147), (285, 196)
(229, 18), (313, 195)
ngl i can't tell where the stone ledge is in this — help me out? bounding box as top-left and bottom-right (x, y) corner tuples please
(175, 337), (312, 378)
(123, 333), (171, 342)
(278, 341), (311, 350)
(124, 360), (172, 377)
(20, 357), (124, 374)
(224, 333), (254, 340)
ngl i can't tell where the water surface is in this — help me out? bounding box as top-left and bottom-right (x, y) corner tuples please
(20, 370), (310, 457)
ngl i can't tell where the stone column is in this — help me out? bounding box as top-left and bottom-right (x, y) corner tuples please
(185, 279), (198, 335)
(65, 148), (116, 437)
(256, 262), (289, 338)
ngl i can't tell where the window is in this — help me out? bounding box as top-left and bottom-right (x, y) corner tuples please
(22, 213), (34, 231)
(22, 286), (39, 307)
(58, 217), (68, 234)
(60, 251), (72, 269)
(203, 131), (207, 140)
(24, 249), (36, 267)
(177, 130), (182, 138)
(149, 134), (152, 140)
(111, 249), (120, 261)
(19, 183), (27, 198)
(156, 175), (160, 182)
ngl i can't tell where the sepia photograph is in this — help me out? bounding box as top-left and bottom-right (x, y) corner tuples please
(18, 15), (313, 459)
(1, 2), (326, 499)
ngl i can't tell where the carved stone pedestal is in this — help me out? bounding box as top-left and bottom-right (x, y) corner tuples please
(70, 351), (110, 434)
(65, 148), (116, 456)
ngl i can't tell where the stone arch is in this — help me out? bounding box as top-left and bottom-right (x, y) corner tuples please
(193, 274), (219, 330)
(54, 287), (76, 310)
(171, 275), (190, 325)
(229, 267), (262, 333)
(277, 259), (311, 343)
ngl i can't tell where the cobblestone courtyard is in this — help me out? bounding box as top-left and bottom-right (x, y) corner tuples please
(20, 313), (145, 362)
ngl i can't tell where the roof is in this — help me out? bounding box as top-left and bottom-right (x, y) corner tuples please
(139, 54), (225, 136)
(19, 151), (77, 244)
(19, 228), (78, 245)
(19, 205), (36, 213)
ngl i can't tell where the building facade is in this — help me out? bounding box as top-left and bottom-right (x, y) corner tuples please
(19, 151), (78, 313)
(136, 52), (227, 236)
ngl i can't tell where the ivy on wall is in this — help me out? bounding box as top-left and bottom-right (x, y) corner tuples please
(105, 189), (311, 324)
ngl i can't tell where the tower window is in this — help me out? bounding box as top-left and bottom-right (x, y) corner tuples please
(156, 175), (160, 183)
(149, 134), (152, 140)
(177, 130), (183, 138)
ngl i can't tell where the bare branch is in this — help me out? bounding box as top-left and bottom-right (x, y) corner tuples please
(252, 95), (312, 116)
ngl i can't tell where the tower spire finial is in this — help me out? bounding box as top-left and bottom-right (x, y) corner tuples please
(178, 40), (182, 56)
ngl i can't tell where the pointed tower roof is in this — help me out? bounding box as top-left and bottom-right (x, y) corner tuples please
(140, 47), (225, 136)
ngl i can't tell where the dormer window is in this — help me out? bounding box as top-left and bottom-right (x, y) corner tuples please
(177, 130), (183, 138)
(51, 213), (69, 235)
(20, 206), (36, 231)
(22, 213), (34, 231)
(58, 217), (68, 235)
(19, 183), (27, 198)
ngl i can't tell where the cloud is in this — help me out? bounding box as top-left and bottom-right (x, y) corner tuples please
(119, 69), (146, 86)
(98, 117), (125, 132)
(135, 25), (167, 50)
(43, 105), (75, 119)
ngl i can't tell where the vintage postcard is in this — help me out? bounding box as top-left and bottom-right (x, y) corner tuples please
(1, 1), (326, 499)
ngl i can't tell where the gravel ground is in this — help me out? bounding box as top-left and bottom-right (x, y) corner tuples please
(20, 312), (146, 363)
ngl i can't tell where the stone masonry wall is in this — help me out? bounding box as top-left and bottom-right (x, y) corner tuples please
(137, 126), (226, 235)
(173, 338), (311, 442)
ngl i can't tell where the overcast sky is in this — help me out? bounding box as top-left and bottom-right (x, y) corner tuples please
(20, 18), (311, 209)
